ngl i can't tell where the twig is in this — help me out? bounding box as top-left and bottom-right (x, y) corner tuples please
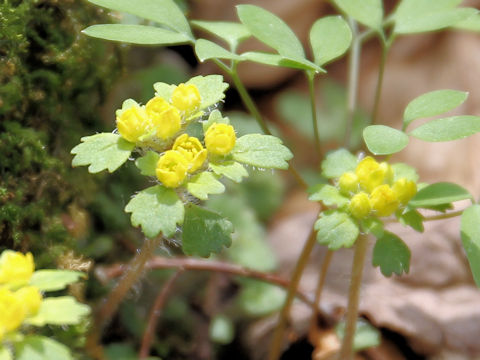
(139, 270), (184, 359)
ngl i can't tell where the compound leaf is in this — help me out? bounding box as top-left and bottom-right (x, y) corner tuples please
(321, 148), (357, 179)
(15, 336), (72, 360)
(363, 125), (409, 155)
(26, 297), (90, 326)
(187, 172), (225, 200)
(315, 210), (359, 250)
(372, 231), (410, 276)
(409, 182), (472, 208)
(209, 161), (248, 183)
(409, 115), (480, 142)
(30, 270), (86, 292)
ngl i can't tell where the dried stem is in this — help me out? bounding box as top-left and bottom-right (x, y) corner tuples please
(337, 235), (369, 360)
(309, 250), (334, 333)
(139, 270), (183, 359)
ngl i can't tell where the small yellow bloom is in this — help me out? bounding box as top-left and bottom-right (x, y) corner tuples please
(116, 106), (151, 143)
(338, 172), (359, 195)
(156, 150), (189, 188)
(146, 97), (181, 140)
(0, 287), (26, 336)
(15, 286), (42, 317)
(392, 178), (417, 205)
(370, 184), (399, 217)
(355, 157), (392, 192)
(349, 192), (371, 219)
(205, 123), (236, 156)
(0, 251), (35, 286)
(172, 134), (207, 173)
(171, 83), (201, 114)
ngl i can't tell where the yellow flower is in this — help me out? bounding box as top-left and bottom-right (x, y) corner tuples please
(156, 150), (189, 188)
(171, 83), (201, 114)
(15, 286), (42, 317)
(370, 184), (399, 217)
(205, 123), (236, 156)
(392, 178), (417, 205)
(338, 172), (359, 195)
(172, 134), (207, 173)
(355, 157), (392, 192)
(0, 287), (26, 338)
(146, 97), (181, 140)
(116, 106), (151, 143)
(0, 251), (35, 286)
(349, 192), (371, 219)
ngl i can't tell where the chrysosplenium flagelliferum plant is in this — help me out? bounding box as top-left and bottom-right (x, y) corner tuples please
(72, 76), (292, 256)
(0, 250), (89, 359)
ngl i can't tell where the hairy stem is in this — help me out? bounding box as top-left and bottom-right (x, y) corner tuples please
(344, 19), (361, 149)
(139, 270), (183, 359)
(309, 250), (334, 333)
(307, 72), (321, 155)
(338, 235), (369, 360)
(268, 224), (319, 360)
(87, 237), (159, 359)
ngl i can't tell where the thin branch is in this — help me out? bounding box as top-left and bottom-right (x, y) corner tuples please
(307, 72), (322, 155)
(139, 270), (184, 359)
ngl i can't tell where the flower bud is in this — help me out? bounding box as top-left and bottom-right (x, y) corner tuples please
(349, 192), (371, 219)
(205, 123), (236, 156)
(0, 251), (35, 286)
(155, 150), (189, 188)
(370, 184), (399, 217)
(0, 287), (26, 335)
(116, 106), (150, 143)
(172, 134), (207, 173)
(146, 97), (181, 140)
(15, 286), (42, 316)
(338, 172), (359, 195)
(392, 178), (417, 205)
(355, 157), (393, 192)
(171, 83), (201, 114)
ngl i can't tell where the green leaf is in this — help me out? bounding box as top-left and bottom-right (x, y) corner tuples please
(186, 172), (225, 200)
(391, 163), (419, 182)
(321, 148), (357, 179)
(135, 151), (160, 177)
(29, 270), (85, 292)
(363, 125), (409, 155)
(182, 204), (233, 257)
(0, 346), (12, 360)
(209, 161), (248, 183)
(202, 110), (230, 132)
(333, 0), (383, 30)
(125, 185), (184, 238)
(372, 231), (410, 276)
(87, 0), (192, 36)
(308, 184), (349, 207)
(82, 24), (191, 45)
(237, 280), (285, 316)
(409, 182), (472, 208)
(209, 315), (235, 345)
(186, 75), (229, 110)
(315, 211), (359, 250)
(310, 16), (352, 66)
(398, 209), (424, 232)
(153, 82), (177, 101)
(241, 52), (324, 72)
(26, 297), (90, 326)
(71, 133), (134, 173)
(461, 205), (480, 287)
(236, 4), (305, 59)
(403, 89), (469, 128)
(394, 0), (478, 34)
(409, 115), (480, 142)
(15, 336), (72, 360)
(336, 319), (381, 351)
(454, 13), (480, 32)
(191, 20), (250, 50)
(361, 218), (384, 238)
(195, 39), (244, 62)
(232, 134), (293, 170)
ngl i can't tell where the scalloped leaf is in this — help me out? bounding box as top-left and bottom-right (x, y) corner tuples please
(15, 336), (72, 360)
(232, 134), (293, 170)
(363, 125), (409, 155)
(209, 161), (248, 183)
(372, 231), (410, 276)
(26, 297), (90, 326)
(186, 172), (225, 200)
(71, 133), (134, 173)
(308, 184), (349, 207)
(315, 210), (359, 250)
(182, 204), (233, 257)
(135, 151), (160, 176)
(321, 148), (357, 179)
(186, 75), (229, 110)
(125, 185), (184, 238)
(30, 270), (86, 292)
(203, 110), (230, 132)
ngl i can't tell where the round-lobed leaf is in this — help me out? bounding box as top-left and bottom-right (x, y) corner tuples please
(363, 125), (409, 155)
(321, 148), (357, 178)
(29, 270), (86, 292)
(186, 172), (225, 200)
(409, 115), (480, 142)
(332, 0), (383, 30)
(26, 297), (90, 326)
(15, 336), (72, 360)
(372, 231), (410, 276)
(314, 210), (359, 250)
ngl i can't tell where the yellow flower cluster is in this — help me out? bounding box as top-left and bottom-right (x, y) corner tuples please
(116, 83), (201, 144)
(0, 251), (42, 341)
(338, 157), (417, 219)
(155, 123), (236, 188)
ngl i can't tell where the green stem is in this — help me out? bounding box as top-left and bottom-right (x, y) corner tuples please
(423, 209), (464, 221)
(268, 223), (318, 360)
(344, 19), (361, 150)
(371, 43), (389, 125)
(307, 72), (321, 155)
(338, 235), (369, 360)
